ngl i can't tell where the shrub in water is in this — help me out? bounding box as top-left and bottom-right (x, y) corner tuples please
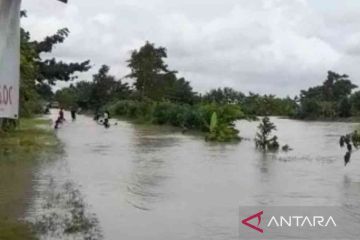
(108, 100), (245, 142)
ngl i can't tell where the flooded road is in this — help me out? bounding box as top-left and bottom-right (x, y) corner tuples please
(28, 112), (360, 239)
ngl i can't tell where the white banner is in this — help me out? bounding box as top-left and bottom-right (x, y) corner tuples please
(0, 0), (20, 119)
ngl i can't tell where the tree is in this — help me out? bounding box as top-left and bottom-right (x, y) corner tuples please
(164, 75), (196, 104)
(91, 65), (130, 109)
(55, 86), (77, 109)
(323, 71), (357, 101)
(21, 26), (91, 86)
(73, 81), (94, 109)
(19, 13), (91, 117)
(298, 71), (357, 119)
(35, 83), (54, 101)
(127, 41), (195, 103)
(127, 42), (170, 99)
(203, 87), (245, 104)
(55, 65), (131, 110)
(350, 91), (360, 115)
(255, 117), (279, 151)
(338, 97), (352, 118)
(20, 28), (42, 117)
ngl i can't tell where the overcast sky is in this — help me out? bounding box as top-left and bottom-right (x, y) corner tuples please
(22, 0), (360, 96)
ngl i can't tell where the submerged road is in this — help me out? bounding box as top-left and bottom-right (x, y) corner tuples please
(28, 111), (360, 240)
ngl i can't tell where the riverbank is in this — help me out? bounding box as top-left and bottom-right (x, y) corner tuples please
(0, 118), (60, 240)
(285, 115), (360, 123)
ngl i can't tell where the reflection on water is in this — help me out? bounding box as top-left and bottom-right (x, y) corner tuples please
(28, 113), (360, 239)
(126, 127), (181, 211)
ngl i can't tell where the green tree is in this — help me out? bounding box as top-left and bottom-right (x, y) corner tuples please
(35, 83), (54, 101)
(127, 41), (195, 102)
(73, 81), (94, 109)
(55, 65), (131, 110)
(338, 97), (352, 118)
(350, 91), (360, 115)
(162, 75), (196, 104)
(127, 42), (171, 99)
(255, 117), (279, 151)
(55, 86), (77, 109)
(19, 12), (91, 117)
(203, 87), (245, 104)
(91, 65), (130, 109)
(298, 71), (357, 119)
(323, 71), (357, 101)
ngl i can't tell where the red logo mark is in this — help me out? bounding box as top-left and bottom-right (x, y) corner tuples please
(241, 211), (264, 233)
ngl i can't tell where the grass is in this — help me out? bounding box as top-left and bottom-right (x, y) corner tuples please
(0, 222), (36, 240)
(0, 118), (60, 240)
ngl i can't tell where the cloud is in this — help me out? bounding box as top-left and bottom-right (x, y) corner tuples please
(21, 0), (360, 96)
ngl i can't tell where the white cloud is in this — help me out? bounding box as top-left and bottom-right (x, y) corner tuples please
(21, 0), (360, 96)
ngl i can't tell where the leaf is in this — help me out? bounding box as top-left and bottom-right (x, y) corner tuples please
(210, 112), (218, 133)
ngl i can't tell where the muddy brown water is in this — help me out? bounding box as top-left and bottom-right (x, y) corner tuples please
(27, 111), (360, 239)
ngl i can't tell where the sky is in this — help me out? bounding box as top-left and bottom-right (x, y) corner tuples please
(21, 0), (360, 96)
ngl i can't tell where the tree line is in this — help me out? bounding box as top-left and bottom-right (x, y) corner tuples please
(55, 41), (299, 117)
(297, 71), (360, 119)
(3, 12), (360, 140)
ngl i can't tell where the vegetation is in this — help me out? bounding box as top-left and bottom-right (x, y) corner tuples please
(11, 14), (360, 143)
(0, 11), (90, 132)
(127, 42), (196, 104)
(192, 70), (360, 121)
(0, 118), (59, 240)
(255, 117), (280, 151)
(58, 42), (360, 141)
(202, 88), (297, 117)
(1, 12), (90, 131)
(3, 9), (360, 240)
(297, 71), (359, 119)
(107, 100), (244, 142)
(55, 65), (131, 110)
(56, 42), (245, 141)
(33, 182), (102, 239)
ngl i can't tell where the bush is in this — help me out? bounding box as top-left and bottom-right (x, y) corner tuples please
(108, 100), (245, 142)
(203, 105), (244, 142)
(255, 117), (279, 151)
(108, 100), (153, 121)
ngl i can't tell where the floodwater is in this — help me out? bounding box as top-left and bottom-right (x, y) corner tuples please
(27, 112), (360, 239)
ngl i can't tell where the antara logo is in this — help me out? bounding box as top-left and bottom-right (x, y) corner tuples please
(241, 211), (337, 234)
(241, 211), (264, 233)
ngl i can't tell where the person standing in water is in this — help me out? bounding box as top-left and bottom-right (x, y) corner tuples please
(344, 139), (353, 167)
(103, 110), (110, 128)
(54, 116), (62, 129)
(55, 108), (65, 129)
(339, 136), (345, 147)
(59, 108), (65, 122)
(344, 151), (351, 166)
(71, 106), (77, 121)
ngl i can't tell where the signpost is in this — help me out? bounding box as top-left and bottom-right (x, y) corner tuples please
(0, 0), (21, 119)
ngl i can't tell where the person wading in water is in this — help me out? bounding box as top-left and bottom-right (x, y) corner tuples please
(71, 106), (77, 121)
(340, 134), (354, 166)
(55, 108), (65, 129)
(59, 108), (65, 122)
(103, 110), (110, 128)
